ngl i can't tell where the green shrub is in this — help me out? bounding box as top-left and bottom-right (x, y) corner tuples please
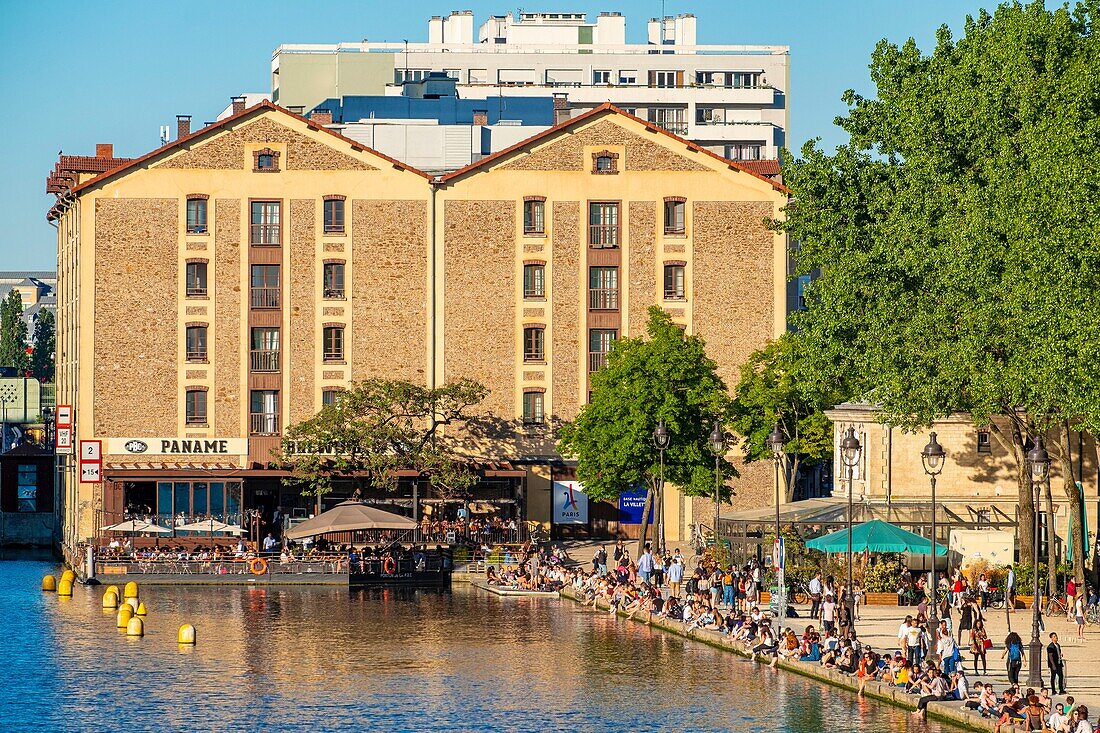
(862, 554), (904, 592)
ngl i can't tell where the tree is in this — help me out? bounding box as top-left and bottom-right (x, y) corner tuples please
(557, 307), (733, 555)
(778, 1), (1100, 570)
(729, 334), (837, 502)
(279, 378), (489, 508)
(30, 309), (54, 383)
(0, 290), (29, 372)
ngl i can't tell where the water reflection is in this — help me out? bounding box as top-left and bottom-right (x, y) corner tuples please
(0, 559), (957, 732)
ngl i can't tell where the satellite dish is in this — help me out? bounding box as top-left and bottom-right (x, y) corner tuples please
(159, 125), (170, 144)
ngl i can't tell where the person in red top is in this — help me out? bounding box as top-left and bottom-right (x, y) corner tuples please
(1068, 577), (1078, 621)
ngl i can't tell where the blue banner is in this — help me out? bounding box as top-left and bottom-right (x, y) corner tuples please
(618, 488), (655, 525)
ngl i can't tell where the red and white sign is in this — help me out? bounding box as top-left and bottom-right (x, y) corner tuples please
(79, 439), (102, 484)
(56, 405), (72, 428)
(56, 405), (73, 454)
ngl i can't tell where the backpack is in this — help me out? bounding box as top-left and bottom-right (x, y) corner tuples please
(1008, 643), (1021, 662)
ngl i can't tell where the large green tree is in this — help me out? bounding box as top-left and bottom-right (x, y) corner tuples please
(0, 290), (29, 372)
(279, 378), (489, 507)
(558, 307), (733, 554)
(779, 1), (1100, 571)
(729, 334), (837, 502)
(30, 309), (54, 383)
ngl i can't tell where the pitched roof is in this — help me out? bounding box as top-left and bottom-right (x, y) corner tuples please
(438, 102), (791, 194)
(734, 159), (782, 178)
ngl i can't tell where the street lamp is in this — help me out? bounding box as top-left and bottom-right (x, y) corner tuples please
(1026, 437), (1050, 688)
(768, 423), (786, 632)
(840, 426), (862, 636)
(709, 422), (726, 534)
(921, 431), (946, 645)
(653, 419), (670, 554)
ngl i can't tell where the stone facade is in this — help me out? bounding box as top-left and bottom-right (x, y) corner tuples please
(551, 201), (581, 422)
(156, 117), (377, 171)
(93, 198), (178, 436)
(501, 120), (711, 172)
(214, 199), (241, 436)
(289, 199), (315, 425)
(627, 201), (657, 336)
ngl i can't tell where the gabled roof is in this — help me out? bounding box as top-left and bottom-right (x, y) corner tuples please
(438, 102), (791, 194)
(62, 101), (433, 199)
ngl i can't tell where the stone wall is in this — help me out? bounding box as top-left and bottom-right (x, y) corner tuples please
(551, 201), (581, 422)
(94, 198), (178, 436)
(501, 120), (710, 172)
(214, 199), (241, 436)
(350, 200), (428, 383)
(627, 201), (657, 336)
(289, 199), (315, 424)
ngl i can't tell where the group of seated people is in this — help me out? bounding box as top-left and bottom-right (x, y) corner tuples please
(484, 555), (569, 592)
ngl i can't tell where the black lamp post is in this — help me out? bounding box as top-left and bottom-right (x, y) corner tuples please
(840, 427), (862, 636)
(709, 423), (726, 535)
(921, 431), (946, 644)
(653, 419), (670, 554)
(768, 423), (786, 632)
(1026, 437), (1050, 688)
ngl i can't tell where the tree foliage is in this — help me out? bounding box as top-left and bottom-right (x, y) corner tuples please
(557, 307), (734, 550)
(729, 334), (837, 501)
(279, 378), (489, 501)
(779, 1), (1100, 570)
(30, 310), (54, 383)
(0, 290), (28, 372)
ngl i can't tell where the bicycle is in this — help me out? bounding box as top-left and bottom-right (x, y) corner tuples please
(1045, 593), (1068, 617)
(790, 582), (812, 605)
(1085, 603), (1100, 626)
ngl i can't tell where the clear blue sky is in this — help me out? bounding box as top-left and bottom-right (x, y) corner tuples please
(0, 0), (994, 270)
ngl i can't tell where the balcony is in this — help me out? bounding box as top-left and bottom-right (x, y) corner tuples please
(653, 121), (688, 136)
(588, 225), (620, 248)
(588, 288), (619, 311)
(588, 352), (609, 373)
(250, 350), (280, 372)
(250, 287), (280, 309)
(250, 224), (280, 246)
(186, 350), (208, 362)
(250, 412), (280, 436)
(323, 287), (345, 299)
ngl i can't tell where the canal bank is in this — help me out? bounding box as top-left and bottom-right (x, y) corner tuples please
(558, 587), (1010, 733)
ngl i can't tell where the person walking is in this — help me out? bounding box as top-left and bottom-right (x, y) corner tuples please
(652, 552), (665, 588)
(957, 592), (977, 645)
(969, 619), (989, 675)
(637, 544), (654, 586)
(937, 621), (959, 675)
(1006, 565), (1017, 613)
(1047, 632), (1066, 695)
(1076, 592), (1087, 641)
(809, 571), (823, 619)
(595, 546), (608, 577)
(1003, 631), (1024, 685)
(667, 554), (684, 599)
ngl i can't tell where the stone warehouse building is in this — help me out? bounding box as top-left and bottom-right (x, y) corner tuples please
(46, 101), (789, 548)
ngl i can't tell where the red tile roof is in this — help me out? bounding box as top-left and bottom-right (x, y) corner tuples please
(733, 159), (782, 177)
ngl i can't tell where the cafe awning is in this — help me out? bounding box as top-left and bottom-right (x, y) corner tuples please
(806, 519), (947, 555)
(284, 500), (416, 540)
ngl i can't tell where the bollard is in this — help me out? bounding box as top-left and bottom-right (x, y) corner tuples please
(102, 591), (119, 609)
(61, 569), (75, 584)
(125, 617), (144, 637)
(116, 606), (133, 629)
(126, 597), (139, 612)
(105, 585), (120, 598)
(123, 581), (138, 599)
(177, 624), (196, 645)
(135, 602), (147, 617)
(57, 579), (73, 597)
(42, 575), (57, 592)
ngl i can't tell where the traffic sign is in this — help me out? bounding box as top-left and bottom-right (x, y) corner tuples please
(80, 464), (101, 483)
(56, 405), (72, 428)
(56, 427), (73, 454)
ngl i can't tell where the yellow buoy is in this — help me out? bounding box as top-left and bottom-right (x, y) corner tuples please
(123, 581), (138, 599)
(106, 584), (120, 597)
(102, 591), (119, 609)
(135, 602), (148, 617)
(116, 606), (133, 628)
(126, 597), (139, 612)
(42, 575), (56, 592)
(177, 624), (196, 645)
(125, 617), (144, 637)
(57, 579), (73, 597)
(61, 569), (75, 584)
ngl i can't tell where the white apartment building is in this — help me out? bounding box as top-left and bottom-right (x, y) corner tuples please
(271, 10), (789, 163)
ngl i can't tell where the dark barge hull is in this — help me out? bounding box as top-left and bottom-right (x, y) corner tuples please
(348, 555), (453, 587)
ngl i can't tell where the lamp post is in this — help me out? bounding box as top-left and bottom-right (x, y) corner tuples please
(768, 423), (786, 633)
(921, 432), (946, 645)
(840, 427), (862, 636)
(709, 422), (726, 534)
(653, 419), (670, 554)
(1026, 437), (1050, 689)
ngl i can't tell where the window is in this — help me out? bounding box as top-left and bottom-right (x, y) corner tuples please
(664, 198), (686, 235)
(596, 156), (612, 171)
(725, 143), (763, 161)
(17, 464), (36, 512)
(250, 327), (280, 372)
(977, 430), (992, 454)
(186, 197), (208, 234)
(588, 329), (616, 372)
(523, 263), (545, 299)
(522, 391), (545, 425)
(324, 197), (345, 234)
(589, 267), (618, 310)
(250, 390), (279, 435)
(651, 108), (687, 135)
(250, 265), (280, 308)
(323, 262), (345, 299)
(523, 326), (545, 362)
(650, 70), (679, 88)
(523, 198), (545, 235)
(186, 326), (208, 362)
(664, 264), (686, 299)
(186, 261), (208, 297)
(976, 507), (992, 525)
(618, 70), (638, 84)
(186, 389), (207, 426)
(253, 148), (280, 172)
(322, 388), (343, 407)
(696, 71), (762, 88)
(593, 70), (611, 84)
(323, 326), (345, 362)
(588, 202), (620, 246)
(250, 201), (281, 245)
(394, 68), (430, 84)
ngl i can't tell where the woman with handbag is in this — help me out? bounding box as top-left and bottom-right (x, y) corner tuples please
(969, 618), (990, 674)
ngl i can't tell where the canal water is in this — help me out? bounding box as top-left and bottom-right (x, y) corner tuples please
(1, 555), (959, 732)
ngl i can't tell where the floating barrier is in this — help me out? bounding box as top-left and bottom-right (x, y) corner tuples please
(102, 591), (119, 609)
(116, 606), (133, 629)
(57, 579), (73, 597)
(61, 570), (75, 584)
(42, 575), (56, 592)
(123, 581), (138, 599)
(125, 597), (139, 612)
(177, 624), (196, 645)
(105, 585), (120, 598)
(125, 617), (144, 637)
(135, 602), (147, 617)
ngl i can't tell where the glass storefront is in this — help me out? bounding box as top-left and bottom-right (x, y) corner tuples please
(155, 480), (242, 529)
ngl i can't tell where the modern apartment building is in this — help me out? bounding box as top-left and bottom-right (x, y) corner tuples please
(46, 101), (789, 548)
(271, 10), (788, 168)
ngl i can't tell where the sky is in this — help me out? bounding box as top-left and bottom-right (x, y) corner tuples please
(0, 0), (996, 270)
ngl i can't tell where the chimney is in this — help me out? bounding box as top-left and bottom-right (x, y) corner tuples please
(472, 109), (488, 126)
(310, 108), (333, 126)
(95, 143), (113, 159)
(231, 96), (247, 115)
(176, 115), (192, 140)
(288, 105), (305, 116)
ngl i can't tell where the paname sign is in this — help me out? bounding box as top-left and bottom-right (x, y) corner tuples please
(552, 481), (588, 525)
(106, 438), (249, 456)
